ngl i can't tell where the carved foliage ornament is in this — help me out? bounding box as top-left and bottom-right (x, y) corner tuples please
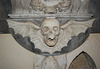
(30, 0), (71, 13)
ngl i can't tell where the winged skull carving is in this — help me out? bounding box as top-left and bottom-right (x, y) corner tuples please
(7, 18), (95, 54)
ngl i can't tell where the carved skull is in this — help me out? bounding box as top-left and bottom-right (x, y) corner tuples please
(41, 18), (60, 47)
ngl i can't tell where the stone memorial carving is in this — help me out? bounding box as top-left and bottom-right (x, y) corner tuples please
(30, 0), (71, 13)
(10, 0), (92, 19)
(7, 0), (96, 69)
(7, 18), (94, 53)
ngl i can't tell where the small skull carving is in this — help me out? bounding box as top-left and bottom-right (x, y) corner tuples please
(41, 18), (60, 47)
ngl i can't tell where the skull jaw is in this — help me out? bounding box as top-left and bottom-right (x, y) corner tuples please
(44, 36), (58, 47)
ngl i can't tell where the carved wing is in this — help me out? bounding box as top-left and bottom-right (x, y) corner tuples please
(7, 19), (44, 53)
(60, 19), (95, 43)
(7, 19), (40, 37)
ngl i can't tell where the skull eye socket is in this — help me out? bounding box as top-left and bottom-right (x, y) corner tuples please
(43, 26), (49, 32)
(53, 26), (58, 32)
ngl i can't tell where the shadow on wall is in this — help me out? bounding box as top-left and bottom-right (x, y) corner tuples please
(90, 0), (100, 18)
(90, 0), (100, 33)
(69, 52), (97, 69)
(0, 0), (12, 33)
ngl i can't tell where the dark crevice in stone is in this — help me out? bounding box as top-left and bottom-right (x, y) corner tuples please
(84, 52), (97, 69)
(69, 52), (97, 69)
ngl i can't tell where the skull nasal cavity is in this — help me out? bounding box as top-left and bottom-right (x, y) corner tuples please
(48, 34), (55, 39)
(50, 31), (52, 33)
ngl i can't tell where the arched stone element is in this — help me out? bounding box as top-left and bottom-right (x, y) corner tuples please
(69, 52), (97, 69)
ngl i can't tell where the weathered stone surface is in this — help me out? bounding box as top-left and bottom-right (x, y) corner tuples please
(0, 0), (100, 69)
(7, 18), (95, 55)
(9, 0), (93, 19)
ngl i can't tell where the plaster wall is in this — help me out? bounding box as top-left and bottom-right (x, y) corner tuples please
(0, 34), (35, 69)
